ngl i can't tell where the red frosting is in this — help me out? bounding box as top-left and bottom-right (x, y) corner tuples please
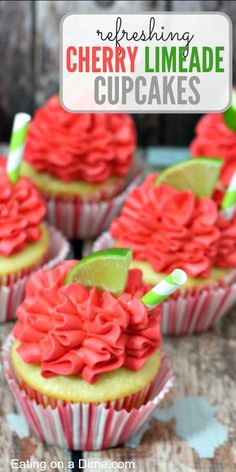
(24, 96), (136, 184)
(190, 114), (236, 186)
(110, 174), (236, 278)
(0, 158), (46, 256)
(13, 261), (162, 384)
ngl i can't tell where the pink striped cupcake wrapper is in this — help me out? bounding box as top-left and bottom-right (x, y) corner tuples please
(92, 232), (236, 335)
(0, 226), (70, 323)
(44, 161), (144, 240)
(16, 378), (155, 412)
(0, 254), (49, 287)
(43, 178), (124, 206)
(2, 335), (173, 451)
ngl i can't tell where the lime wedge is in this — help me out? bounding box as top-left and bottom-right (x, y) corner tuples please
(64, 248), (132, 296)
(224, 90), (236, 132)
(155, 158), (223, 198)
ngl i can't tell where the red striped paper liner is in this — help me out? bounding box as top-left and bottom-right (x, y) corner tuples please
(0, 254), (49, 287)
(44, 161), (144, 240)
(17, 374), (154, 412)
(0, 226), (70, 323)
(3, 335), (173, 450)
(43, 176), (124, 205)
(92, 232), (236, 335)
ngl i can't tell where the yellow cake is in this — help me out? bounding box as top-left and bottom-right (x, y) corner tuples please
(0, 158), (50, 284)
(21, 161), (122, 199)
(110, 242), (231, 291)
(130, 259), (230, 291)
(12, 340), (161, 404)
(110, 172), (236, 293)
(23, 96), (137, 202)
(8, 252), (169, 450)
(12, 255), (163, 408)
(0, 224), (49, 280)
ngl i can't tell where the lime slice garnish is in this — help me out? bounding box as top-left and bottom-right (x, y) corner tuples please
(64, 248), (132, 296)
(224, 90), (236, 132)
(155, 158), (223, 198)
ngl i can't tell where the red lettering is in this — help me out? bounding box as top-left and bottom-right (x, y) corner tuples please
(78, 46), (90, 72)
(115, 47), (126, 72)
(66, 46), (77, 72)
(102, 47), (113, 72)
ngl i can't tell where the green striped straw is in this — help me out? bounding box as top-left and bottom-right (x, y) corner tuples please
(224, 90), (236, 132)
(141, 269), (187, 309)
(7, 113), (31, 184)
(221, 170), (236, 219)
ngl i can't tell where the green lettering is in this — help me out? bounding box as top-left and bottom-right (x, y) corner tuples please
(162, 47), (176, 72)
(155, 47), (160, 72)
(189, 47), (201, 72)
(179, 47), (188, 72)
(202, 47), (213, 72)
(145, 47), (154, 72)
(215, 46), (224, 72)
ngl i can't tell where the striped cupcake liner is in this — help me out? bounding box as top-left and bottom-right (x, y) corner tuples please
(0, 226), (70, 323)
(0, 254), (49, 287)
(17, 374), (154, 412)
(44, 175), (124, 205)
(16, 352), (159, 411)
(92, 232), (236, 335)
(161, 282), (236, 335)
(44, 161), (144, 240)
(2, 335), (173, 450)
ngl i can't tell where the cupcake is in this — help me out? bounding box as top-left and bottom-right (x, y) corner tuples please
(190, 106), (236, 187)
(3, 250), (173, 450)
(0, 156), (70, 322)
(93, 160), (236, 335)
(22, 96), (142, 239)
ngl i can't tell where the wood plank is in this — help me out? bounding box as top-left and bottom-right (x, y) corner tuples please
(146, 146), (190, 168)
(84, 308), (236, 471)
(161, 0), (235, 147)
(1, 0), (235, 146)
(0, 323), (70, 472)
(216, 1), (236, 80)
(34, 0), (167, 107)
(34, 0), (167, 147)
(171, 1), (220, 11)
(0, 1), (34, 143)
(1, 309), (236, 470)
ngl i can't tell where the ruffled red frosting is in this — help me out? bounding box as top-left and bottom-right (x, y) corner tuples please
(24, 96), (136, 184)
(13, 261), (162, 384)
(190, 114), (236, 186)
(110, 175), (236, 278)
(0, 158), (46, 256)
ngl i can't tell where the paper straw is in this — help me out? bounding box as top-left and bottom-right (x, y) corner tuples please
(224, 90), (236, 132)
(141, 269), (187, 309)
(7, 113), (31, 184)
(221, 170), (236, 219)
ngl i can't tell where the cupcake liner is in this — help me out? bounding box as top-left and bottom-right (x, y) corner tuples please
(44, 175), (126, 205)
(0, 254), (49, 287)
(0, 226), (70, 323)
(16, 373), (154, 412)
(161, 283), (236, 335)
(92, 232), (236, 335)
(44, 160), (144, 240)
(2, 335), (173, 450)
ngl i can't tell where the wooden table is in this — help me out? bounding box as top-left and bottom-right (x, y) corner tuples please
(1, 307), (236, 472)
(1, 147), (236, 470)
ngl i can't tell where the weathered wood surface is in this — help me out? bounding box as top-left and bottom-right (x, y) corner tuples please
(0, 323), (70, 472)
(1, 307), (236, 471)
(0, 0), (235, 145)
(0, 1), (34, 141)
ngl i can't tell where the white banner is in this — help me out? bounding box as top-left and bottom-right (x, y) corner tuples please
(60, 13), (231, 113)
